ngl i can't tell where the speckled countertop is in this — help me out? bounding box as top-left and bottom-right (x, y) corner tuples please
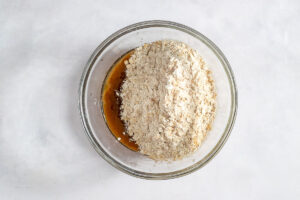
(0, 0), (299, 199)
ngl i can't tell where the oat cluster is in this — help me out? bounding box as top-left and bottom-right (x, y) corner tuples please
(120, 40), (216, 160)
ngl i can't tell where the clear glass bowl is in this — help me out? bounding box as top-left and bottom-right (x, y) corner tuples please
(79, 20), (237, 179)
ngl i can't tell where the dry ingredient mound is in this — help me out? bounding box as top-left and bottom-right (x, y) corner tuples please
(120, 40), (216, 160)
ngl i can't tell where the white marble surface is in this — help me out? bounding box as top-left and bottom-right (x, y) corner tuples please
(0, 0), (299, 199)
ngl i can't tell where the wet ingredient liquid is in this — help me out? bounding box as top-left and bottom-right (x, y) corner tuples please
(102, 51), (139, 151)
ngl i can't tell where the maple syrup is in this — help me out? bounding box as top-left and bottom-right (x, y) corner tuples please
(102, 50), (139, 151)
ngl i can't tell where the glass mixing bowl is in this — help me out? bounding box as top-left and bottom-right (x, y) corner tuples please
(79, 20), (237, 179)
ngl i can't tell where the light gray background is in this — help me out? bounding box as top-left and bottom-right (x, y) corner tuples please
(0, 0), (299, 199)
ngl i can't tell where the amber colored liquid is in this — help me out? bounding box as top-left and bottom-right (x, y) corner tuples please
(102, 50), (139, 151)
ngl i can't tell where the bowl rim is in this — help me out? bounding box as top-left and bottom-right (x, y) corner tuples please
(79, 20), (238, 180)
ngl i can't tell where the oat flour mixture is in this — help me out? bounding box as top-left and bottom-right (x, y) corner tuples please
(119, 40), (216, 160)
